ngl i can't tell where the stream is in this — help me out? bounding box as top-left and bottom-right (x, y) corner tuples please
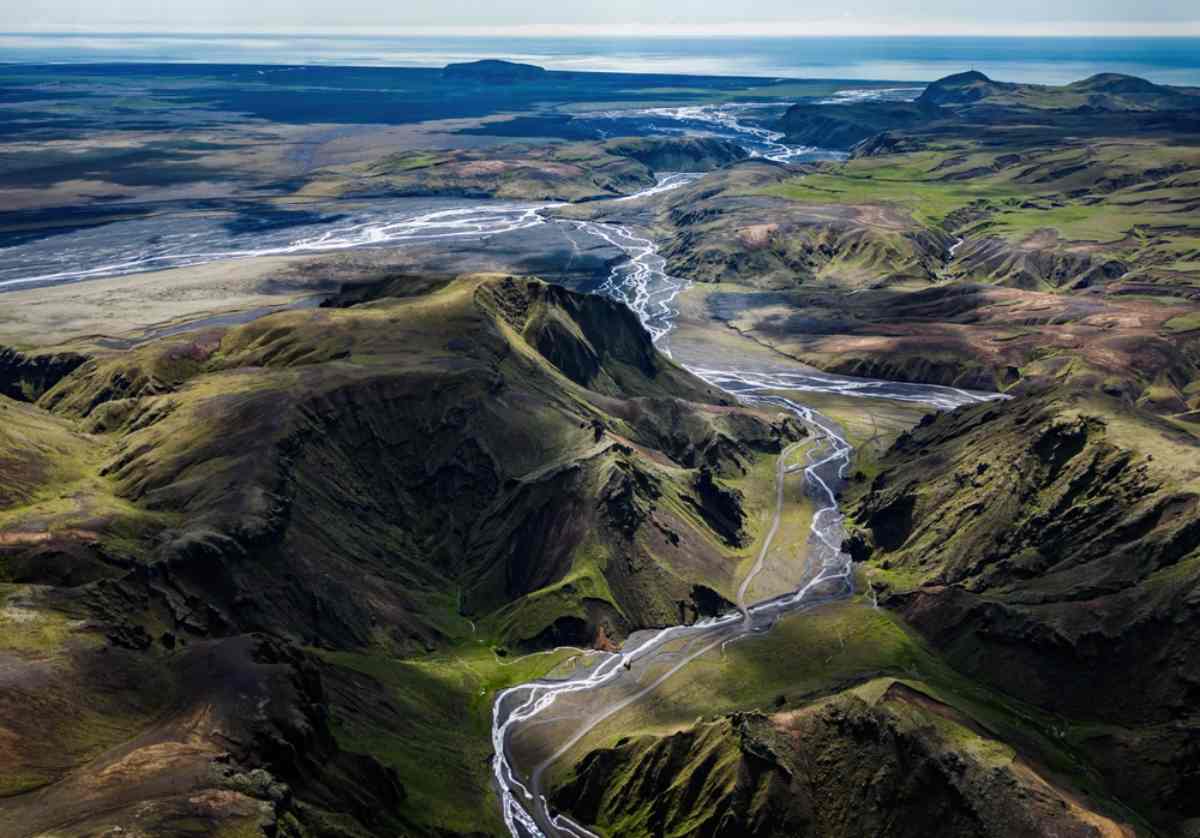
(490, 174), (996, 837)
(1, 101), (991, 837)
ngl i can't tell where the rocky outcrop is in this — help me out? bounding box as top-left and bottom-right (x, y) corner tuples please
(0, 345), (87, 403)
(687, 466), (748, 548)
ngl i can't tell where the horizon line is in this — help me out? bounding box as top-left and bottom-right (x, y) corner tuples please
(5, 21), (1200, 38)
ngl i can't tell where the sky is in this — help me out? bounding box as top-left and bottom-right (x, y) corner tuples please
(4, 0), (1199, 37)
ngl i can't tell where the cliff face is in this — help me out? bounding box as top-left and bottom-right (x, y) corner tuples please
(845, 386), (1200, 829)
(0, 345), (87, 403)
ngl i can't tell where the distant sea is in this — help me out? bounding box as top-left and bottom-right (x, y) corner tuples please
(2, 34), (1200, 85)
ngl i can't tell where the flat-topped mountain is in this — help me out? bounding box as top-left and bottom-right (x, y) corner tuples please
(442, 58), (548, 82)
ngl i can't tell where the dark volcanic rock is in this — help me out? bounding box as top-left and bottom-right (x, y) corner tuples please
(687, 466), (748, 547)
(778, 101), (947, 150)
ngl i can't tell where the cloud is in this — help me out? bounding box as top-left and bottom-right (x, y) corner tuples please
(2, 0), (1197, 34)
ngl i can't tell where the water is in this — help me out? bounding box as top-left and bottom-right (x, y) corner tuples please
(2, 34), (1200, 85)
(576, 103), (851, 162)
(0, 198), (551, 290)
(0, 101), (841, 292)
(486, 136), (1003, 838)
(0, 39), (1009, 826)
(491, 250), (1000, 838)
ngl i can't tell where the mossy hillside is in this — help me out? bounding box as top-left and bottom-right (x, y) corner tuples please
(628, 154), (1200, 404)
(0, 607), (179, 809)
(1164, 309), (1200, 333)
(467, 413), (803, 647)
(318, 644), (588, 836)
(633, 161), (952, 291)
(0, 393), (175, 587)
(0, 630), (404, 838)
(0, 585), (88, 656)
(0, 393), (94, 512)
(760, 150), (1023, 229)
(540, 602), (1099, 788)
(39, 334), (220, 426)
(548, 601), (1142, 837)
(39, 275), (800, 656)
(555, 690), (1130, 838)
(845, 385), (1200, 830)
(0, 271), (820, 835)
(760, 140), (1200, 266)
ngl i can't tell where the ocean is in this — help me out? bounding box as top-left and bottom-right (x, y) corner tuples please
(1, 33), (1199, 85)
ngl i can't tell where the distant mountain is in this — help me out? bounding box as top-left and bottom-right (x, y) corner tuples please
(915, 69), (1011, 105)
(917, 69), (1198, 111)
(442, 58), (547, 83)
(782, 69), (1200, 150)
(777, 100), (947, 150)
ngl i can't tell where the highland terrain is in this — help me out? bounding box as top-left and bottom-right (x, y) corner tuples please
(1, 60), (1199, 838)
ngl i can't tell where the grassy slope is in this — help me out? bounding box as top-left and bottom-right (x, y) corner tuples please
(843, 385), (1200, 832)
(0, 273), (819, 836)
(761, 140), (1200, 267)
(544, 598), (1149, 836)
(319, 645), (583, 835)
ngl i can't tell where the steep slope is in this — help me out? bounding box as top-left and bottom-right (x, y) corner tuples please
(552, 681), (1126, 838)
(0, 345), (87, 403)
(0, 273), (808, 836)
(845, 386), (1200, 832)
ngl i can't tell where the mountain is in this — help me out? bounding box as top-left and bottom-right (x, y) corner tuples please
(442, 59), (548, 83)
(553, 685), (1127, 837)
(915, 69), (1012, 106)
(780, 71), (1200, 153)
(844, 385), (1200, 832)
(918, 69), (1199, 111)
(0, 273), (810, 836)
